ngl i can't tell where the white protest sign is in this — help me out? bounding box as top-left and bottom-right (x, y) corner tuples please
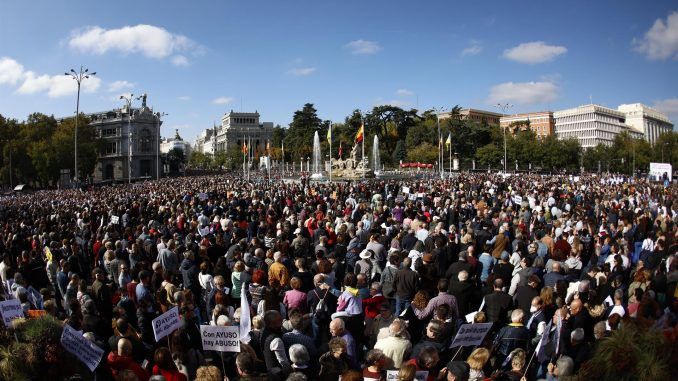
(110, 215), (119, 224)
(152, 306), (183, 342)
(449, 322), (494, 348)
(200, 325), (241, 352)
(386, 370), (428, 381)
(60, 324), (104, 372)
(402, 186), (410, 194)
(513, 195), (523, 205)
(199, 192), (209, 201)
(408, 194), (417, 201)
(0, 299), (23, 327)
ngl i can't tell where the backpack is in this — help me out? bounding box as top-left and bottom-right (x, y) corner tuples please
(313, 289), (330, 322)
(381, 266), (396, 298)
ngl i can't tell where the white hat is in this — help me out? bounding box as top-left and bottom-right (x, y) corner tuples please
(294, 228), (301, 234)
(359, 249), (373, 259)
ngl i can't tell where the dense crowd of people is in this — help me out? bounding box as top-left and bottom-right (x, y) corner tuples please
(0, 172), (676, 381)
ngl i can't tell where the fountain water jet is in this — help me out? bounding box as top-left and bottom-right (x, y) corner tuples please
(310, 131), (324, 179)
(373, 135), (381, 176)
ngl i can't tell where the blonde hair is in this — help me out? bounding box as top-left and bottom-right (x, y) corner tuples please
(466, 347), (490, 370)
(397, 363), (417, 381)
(195, 365), (223, 381)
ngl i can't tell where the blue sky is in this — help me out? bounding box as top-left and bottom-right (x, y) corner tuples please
(0, 0), (676, 141)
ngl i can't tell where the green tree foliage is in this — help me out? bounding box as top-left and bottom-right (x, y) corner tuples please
(188, 151), (212, 169)
(475, 143), (502, 167)
(653, 131), (678, 167)
(392, 140), (407, 164)
(0, 113), (102, 187)
(166, 147), (186, 172)
(406, 142), (438, 164)
(284, 103), (323, 158)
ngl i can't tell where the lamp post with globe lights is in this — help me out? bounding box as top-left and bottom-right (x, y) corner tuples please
(65, 66), (96, 183)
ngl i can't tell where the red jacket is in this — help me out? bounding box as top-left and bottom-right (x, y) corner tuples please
(107, 352), (149, 381)
(363, 294), (386, 319)
(152, 365), (187, 381)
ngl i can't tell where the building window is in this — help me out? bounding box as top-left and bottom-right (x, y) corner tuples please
(101, 128), (117, 137)
(139, 129), (152, 152)
(105, 142), (117, 154)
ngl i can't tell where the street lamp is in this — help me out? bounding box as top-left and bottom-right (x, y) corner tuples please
(120, 94), (134, 184)
(432, 107), (447, 179)
(495, 103), (513, 172)
(65, 66), (96, 183)
(154, 112), (168, 180)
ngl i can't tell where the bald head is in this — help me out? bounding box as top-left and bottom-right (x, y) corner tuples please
(117, 338), (132, 356)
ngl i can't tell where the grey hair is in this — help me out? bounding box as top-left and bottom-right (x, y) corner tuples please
(555, 356), (575, 376)
(288, 344), (310, 365)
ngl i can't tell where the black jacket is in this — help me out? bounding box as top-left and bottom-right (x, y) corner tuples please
(484, 290), (513, 324)
(393, 267), (419, 299)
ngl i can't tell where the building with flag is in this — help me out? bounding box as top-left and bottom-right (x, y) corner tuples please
(194, 110), (273, 155)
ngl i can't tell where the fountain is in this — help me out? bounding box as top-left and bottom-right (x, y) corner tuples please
(373, 135), (381, 176)
(310, 131), (324, 179)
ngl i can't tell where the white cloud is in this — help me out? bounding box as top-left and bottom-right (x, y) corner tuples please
(178, 96), (190, 101)
(212, 96), (234, 105)
(374, 98), (409, 108)
(2, 57), (102, 98)
(503, 41), (567, 64)
(395, 89), (413, 97)
(171, 55), (190, 66)
(345, 39), (381, 55)
(0, 57), (25, 86)
(17, 71), (101, 98)
(108, 80), (134, 92)
(653, 98), (678, 119)
(461, 44), (482, 56)
(68, 24), (201, 62)
(488, 81), (559, 105)
(633, 11), (678, 60)
(288, 67), (316, 76)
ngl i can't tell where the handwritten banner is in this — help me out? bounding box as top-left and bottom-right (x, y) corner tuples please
(152, 306), (182, 342)
(200, 325), (241, 352)
(61, 324), (104, 372)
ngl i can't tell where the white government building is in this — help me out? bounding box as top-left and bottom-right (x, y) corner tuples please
(617, 103), (674, 146)
(554, 104), (644, 149)
(194, 111), (273, 155)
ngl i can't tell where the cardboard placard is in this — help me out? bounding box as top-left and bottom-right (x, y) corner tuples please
(449, 322), (493, 348)
(60, 324), (105, 372)
(0, 299), (23, 327)
(152, 306), (182, 342)
(200, 325), (241, 352)
(386, 370), (428, 381)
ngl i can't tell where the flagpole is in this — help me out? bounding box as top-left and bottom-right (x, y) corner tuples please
(362, 118), (365, 181)
(267, 140), (271, 181)
(242, 135), (246, 180)
(448, 134), (452, 177)
(247, 136), (251, 182)
(282, 141), (285, 178)
(329, 121), (332, 183)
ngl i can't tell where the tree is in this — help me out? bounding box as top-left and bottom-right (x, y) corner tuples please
(475, 143), (502, 168)
(284, 103), (323, 158)
(166, 148), (186, 172)
(188, 151), (212, 169)
(392, 140), (407, 164)
(406, 142), (438, 164)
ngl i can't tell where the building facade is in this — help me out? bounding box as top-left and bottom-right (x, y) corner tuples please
(500, 111), (555, 138)
(195, 111), (273, 155)
(617, 103), (673, 145)
(554, 104), (642, 149)
(439, 108), (503, 126)
(88, 101), (163, 182)
(161, 129), (191, 155)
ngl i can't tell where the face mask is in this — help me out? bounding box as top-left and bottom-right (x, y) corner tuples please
(530, 306), (538, 313)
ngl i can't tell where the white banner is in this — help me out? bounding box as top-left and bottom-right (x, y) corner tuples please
(110, 215), (119, 224)
(513, 195), (523, 205)
(386, 370), (428, 381)
(0, 299), (23, 327)
(200, 325), (241, 352)
(60, 324), (104, 372)
(402, 186), (410, 194)
(449, 322), (493, 348)
(152, 306), (183, 342)
(199, 192), (209, 201)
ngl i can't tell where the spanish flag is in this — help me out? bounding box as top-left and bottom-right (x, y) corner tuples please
(242, 141), (247, 154)
(355, 123), (364, 144)
(445, 132), (452, 147)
